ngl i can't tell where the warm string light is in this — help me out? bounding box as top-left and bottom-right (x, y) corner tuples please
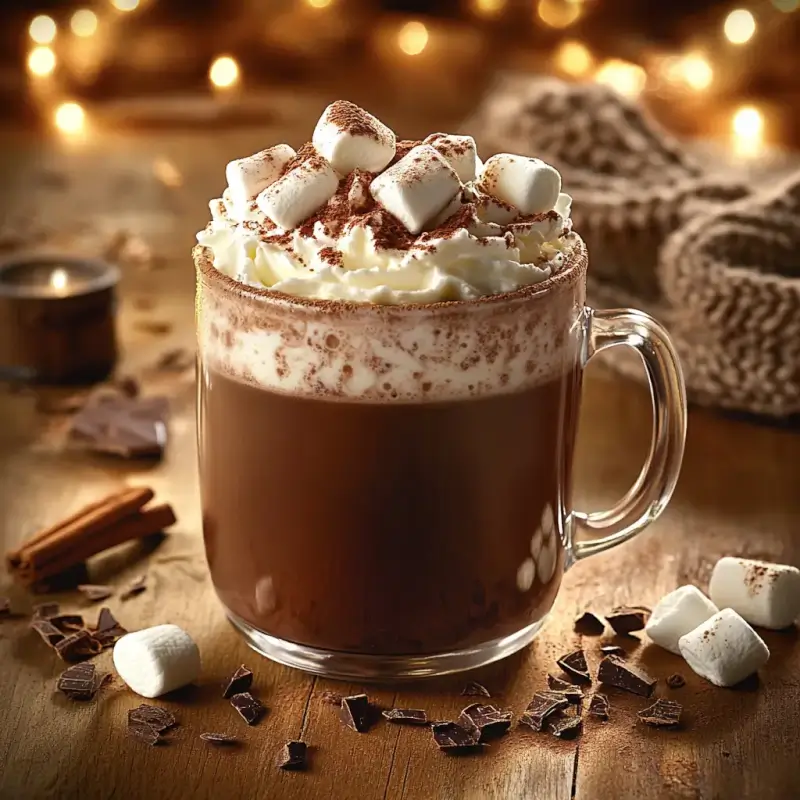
(731, 105), (764, 155)
(29, 15), (57, 44)
(471, 0), (507, 18)
(209, 56), (240, 89)
(663, 52), (713, 92)
(27, 46), (56, 77)
(537, 0), (581, 28)
(724, 9), (756, 44)
(553, 40), (594, 77)
(397, 21), (429, 56)
(111, 0), (140, 10)
(594, 59), (647, 98)
(54, 102), (86, 136)
(71, 9), (99, 37)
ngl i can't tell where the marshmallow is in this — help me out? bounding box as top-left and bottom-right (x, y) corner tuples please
(370, 145), (461, 234)
(257, 154), (339, 230)
(479, 154), (561, 216)
(709, 556), (800, 629)
(644, 585), (719, 654)
(424, 133), (479, 183)
(313, 101), (396, 173)
(678, 608), (769, 687)
(225, 145), (296, 214)
(113, 624), (201, 698)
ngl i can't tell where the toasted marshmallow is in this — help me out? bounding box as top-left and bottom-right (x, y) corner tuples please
(257, 154), (339, 230)
(313, 101), (396, 174)
(225, 145), (296, 215)
(479, 154), (561, 216)
(424, 133), (479, 183)
(371, 145), (461, 234)
(645, 585), (719, 654)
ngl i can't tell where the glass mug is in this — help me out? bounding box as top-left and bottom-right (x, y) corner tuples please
(195, 236), (686, 680)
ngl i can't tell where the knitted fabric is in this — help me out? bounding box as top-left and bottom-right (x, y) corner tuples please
(468, 76), (800, 417)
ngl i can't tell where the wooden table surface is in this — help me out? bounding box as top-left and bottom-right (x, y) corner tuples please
(1, 89), (799, 800)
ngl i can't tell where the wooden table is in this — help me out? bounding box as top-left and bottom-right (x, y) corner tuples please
(1, 90), (799, 800)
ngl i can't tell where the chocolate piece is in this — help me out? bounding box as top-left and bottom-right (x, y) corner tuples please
(574, 611), (605, 636)
(120, 574), (147, 600)
(49, 614), (85, 632)
(156, 347), (194, 373)
(606, 606), (650, 635)
(230, 692), (265, 725)
(55, 629), (103, 661)
(200, 732), (238, 745)
(382, 708), (429, 725)
(600, 645), (626, 657)
(128, 720), (162, 746)
(547, 674), (572, 691)
(588, 693), (610, 720)
(597, 656), (656, 697)
(129, 704), (177, 732)
(549, 715), (583, 739)
(321, 690), (343, 705)
(222, 665), (253, 699)
(57, 662), (97, 700)
(458, 703), (512, 742)
(638, 698), (682, 728)
(31, 619), (66, 647)
(666, 673), (686, 689)
(339, 693), (371, 733)
(548, 685), (584, 705)
(278, 740), (308, 770)
(114, 376), (140, 398)
(95, 607), (120, 632)
(77, 584), (114, 602)
(461, 681), (491, 697)
(431, 722), (481, 751)
(0, 597), (10, 616)
(33, 602), (60, 619)
(557, 649), (591, 683)
(520, 692), (569, 731)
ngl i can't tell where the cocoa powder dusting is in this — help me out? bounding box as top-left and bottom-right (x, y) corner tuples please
(280, 143), (318, 176)
(390, 140), (423, 165)
(325, 101), (388, 142)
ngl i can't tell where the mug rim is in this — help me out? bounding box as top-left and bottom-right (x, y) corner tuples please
(194, 233), (588, 316)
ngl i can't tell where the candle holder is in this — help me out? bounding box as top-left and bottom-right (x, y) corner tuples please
(0, 254), (120, 384)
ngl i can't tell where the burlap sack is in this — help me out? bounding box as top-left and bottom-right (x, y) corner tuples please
(468, 76), (800, 418)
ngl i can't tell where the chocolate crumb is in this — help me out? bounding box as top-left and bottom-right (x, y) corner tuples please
(431, 722), (481, 751)
(557, 649), (591, 683)
(574, 611), (606, 636)
(230, 692), (265, 725)
(458, 703), (512, 742)
(128, 704), (177, 732)
(55, 630), (102, 662)
(127, 720), (162, 746)
(77, 584), (114, 602)
(520, 692), (569, 731)
(597, 656), (656, 697)
(638, 698), (682, 728)
(339, 693), (372, 733)
(223, 665), (254, 699)
(321, 690), (343, 706)
(606, 606), (650, 635)
(200, 732), (238, 746)
(382, 708), (429, 725)
(461, 681), (491, 698)
(588, 693), (610, 720)
(666, 673), (686, 689)
(278, 740), (307, 770)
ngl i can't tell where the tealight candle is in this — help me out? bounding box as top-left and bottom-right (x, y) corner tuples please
(0, 254), (119, 383)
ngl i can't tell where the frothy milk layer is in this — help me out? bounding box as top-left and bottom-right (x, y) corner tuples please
(196, 235), (587, 402)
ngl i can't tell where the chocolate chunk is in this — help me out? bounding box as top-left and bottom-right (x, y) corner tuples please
(638, 698), (682, 728)
(230, 692), (265, 725)
(600, 645), (626, 657)
(461, 681), (491, 697)
(574, 611), (605, 636)
(382, 708), (429, 725)
(222, 665), (253, 699)
(278, 741), (308, 770)
(588, 693), (610, 720)
(321, 690), (343, 705)
(49, 614), (85, 632)
(339, 693), (371, 733)
(120, 574), (147, 600)
(547, 674), (573, 692)
(78, 584), (114, 602)
(431, 722), (481, 751)
(520, 691), (570, 731)
(458, 703), (512, 742)
(33, 602), (60, 619)
(606, 606), (650, 635)
(55, 629), (103, 661)
(666, 673), (686, 689)
(549, 715), (583, 739)
(57, 662), (97, 700)
(129, 704), (177, 732)
(597, 656), (656, 697)
(31, 619), (66, 647)
(95, 607), (119, 631)
(200, 732), (238, 745)
(557, 649), (591, 683)
(0, 597), (10, 616)
(128, 720), (162, 746)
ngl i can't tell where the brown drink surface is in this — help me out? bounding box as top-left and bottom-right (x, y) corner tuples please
(200, 364), (581, 655)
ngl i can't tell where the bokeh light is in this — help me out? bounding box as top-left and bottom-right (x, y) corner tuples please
(27, 46), (56, 77)
(397, 22), (429, 56)
(595, 59), (647, 98)
(29, 15), (57, 44)
(54, 102), (86, 135)
(724, 9), (756, 44)
(472, 0), (507, 17)
(306, 0), (332, 8)
(537, 0), (581, 28)
(771, 0), (798, 10)
(679, 53), (713, 91)
(71, 10), (99, 37)
(731, 105), (764, 155)
(209, 56), (240, 89)
(111, 0), (140, 11)
(554, 40), (594, 77)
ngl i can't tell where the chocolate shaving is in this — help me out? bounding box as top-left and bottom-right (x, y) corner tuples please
(33, 602), (60, 620)
(127, 720), (162, 746)
(31, 618), (65, 647)
(666, 673), (686, 689)
(461, 681), (491, 697)
(222, 665), (253, 699)
(588, 693), (610, 720)
(520, 691), (570, 731)
(339, 693), (371, 733)
(230, 692), (265, 725)
(129, 704), (177, 732)
(557, 649), (591, 683)
(606, 606), (650, 635)
(57, 662), (97, 700)
(49, 614), (85, 632)
(120, 574), (147, 601)
(431, 722), (481, 751)
(549, 714), (583, 739)
(574, 611), (606, 636)
(458, 703), (512, 742)
(597, 656), (656, 697)
(278, 740), (308, 770)
(600, 645), (626, 657)
(638, 698), (682, 728)
(382, 708), (429, 725)
(78, 584), (114, 602)
(200, 732), (238, 745)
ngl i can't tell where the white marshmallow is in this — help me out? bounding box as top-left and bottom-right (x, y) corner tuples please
(257, 154), (339, 230)
(225, 145), (296, 214)
(472, 187), (519, 225)
(678, 608), (769, 687)
(313, 101), (396, 173)
(424, 133), (479, 183)
(370, 145), (461, 234)
(113, 624), (201, 699)
(644, 585), (719, 654)
(479, 154), (561, 216)
(209, 198), (228, 223)
(709, 556), (800, 629)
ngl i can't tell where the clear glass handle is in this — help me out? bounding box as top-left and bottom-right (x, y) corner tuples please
(572, 307), (687, 560)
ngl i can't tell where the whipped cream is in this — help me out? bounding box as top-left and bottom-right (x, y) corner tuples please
(197, 101), (574, 305)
